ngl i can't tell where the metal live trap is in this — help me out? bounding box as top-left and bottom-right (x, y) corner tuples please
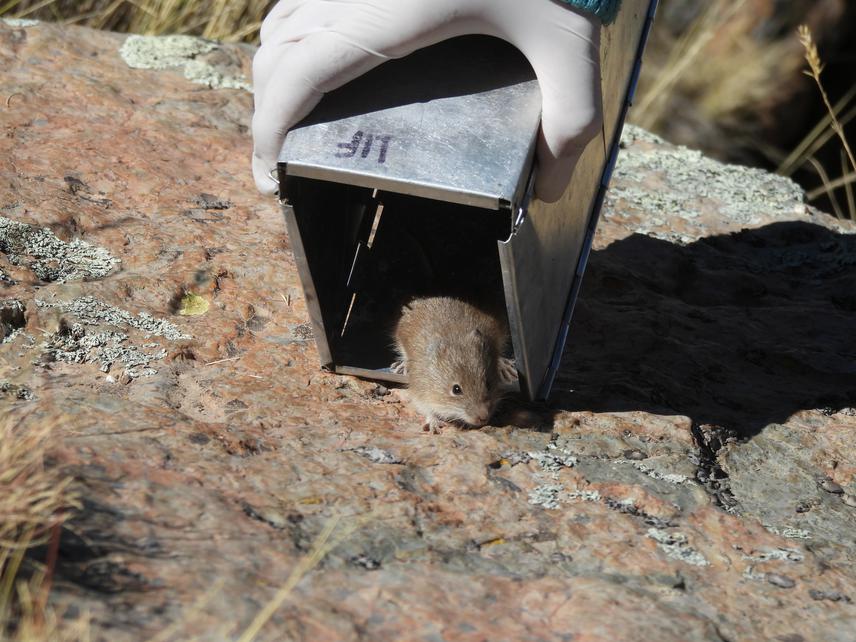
(277, 1), (657, 401)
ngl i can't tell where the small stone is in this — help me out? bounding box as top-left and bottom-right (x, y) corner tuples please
(841, 494), (856, 508)
(119, 370), (132, 385)
(808, 589), (851, 602)
(623, 449), (647, 460)
(105, 374), (116, 383)
(795, 501), (811, 513)
(349, 446), (401, 465)
(372, 384), (390, 397)
(819, 479), (844, 494)
(350, 554), (381, 570)
(766, 573), (796, 589)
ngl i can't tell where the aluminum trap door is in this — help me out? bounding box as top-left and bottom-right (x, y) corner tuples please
(499, 0), (659, 400)
(278, 35), (542, 211)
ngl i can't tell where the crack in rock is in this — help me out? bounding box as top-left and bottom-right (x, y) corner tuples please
(1, 298), (25, 342)
(604, 497), (675, 529)
(0, 215), (120, 282)
(691, 423), (740, 512)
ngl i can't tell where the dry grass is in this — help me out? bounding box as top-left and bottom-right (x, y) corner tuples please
(790, 25), (856, 219)
(631, 0), (803, 138)
(0, 410), (366, 640)
(0, 415), (83, 642)
(0, 0), (271, 42)
(632, 1), (856, 220)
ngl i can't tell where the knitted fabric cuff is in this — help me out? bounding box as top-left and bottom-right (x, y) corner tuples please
(561, 0), (621, 24)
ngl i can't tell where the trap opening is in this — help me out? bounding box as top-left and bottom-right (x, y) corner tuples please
(283, 174), (513, 382)
(277, 7), (659, 400)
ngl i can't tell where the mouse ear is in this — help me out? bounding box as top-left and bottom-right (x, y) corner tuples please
(427, 338), (444, 358)
(470, 328), (488, 345)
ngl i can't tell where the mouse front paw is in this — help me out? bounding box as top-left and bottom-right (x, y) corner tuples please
(498, 356), (519, 384)
(390, 360), (407, 375)
(423, 416), (442, 434)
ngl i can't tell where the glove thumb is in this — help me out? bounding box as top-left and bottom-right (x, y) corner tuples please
(525, 31), (603, 202)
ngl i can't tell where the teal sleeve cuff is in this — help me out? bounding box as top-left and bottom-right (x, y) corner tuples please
(561, 0), (621, 24)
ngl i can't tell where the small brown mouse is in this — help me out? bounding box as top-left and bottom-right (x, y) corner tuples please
(392, 296), (517, 432)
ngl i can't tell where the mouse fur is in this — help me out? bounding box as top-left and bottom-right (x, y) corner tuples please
(393, 296), (512, 431)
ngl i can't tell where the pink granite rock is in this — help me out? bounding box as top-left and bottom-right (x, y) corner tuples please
(2, 19), (855, 642)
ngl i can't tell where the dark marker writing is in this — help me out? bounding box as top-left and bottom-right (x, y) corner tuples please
(335, 130), (364, 158)
(335, 130), (393, 164)
(360, 133), (374, 158)
(376, 135), (392, 164)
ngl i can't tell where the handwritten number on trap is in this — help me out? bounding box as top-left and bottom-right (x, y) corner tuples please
(336, 130), (393, 164)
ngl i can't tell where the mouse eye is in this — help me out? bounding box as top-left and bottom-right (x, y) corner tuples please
(451, 384), (463, 396)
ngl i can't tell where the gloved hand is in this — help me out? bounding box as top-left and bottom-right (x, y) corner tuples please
(252, 0), (603, 202)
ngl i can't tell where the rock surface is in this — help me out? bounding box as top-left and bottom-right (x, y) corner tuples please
(2, 20), (856, 642)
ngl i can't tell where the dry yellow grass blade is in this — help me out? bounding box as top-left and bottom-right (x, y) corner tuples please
(236, 512), (375, 642)
(632, 0), (749, 130)
(0, 414), (85, 642)
(797, 24), (856, 218)
(806, 172), (856, 201)
(235, 516), (342, 642)
(0, 0), (270, 42)
(0, 416), (79, 548)
(776, 86), (856, 177)
(806, 156), (844, 219)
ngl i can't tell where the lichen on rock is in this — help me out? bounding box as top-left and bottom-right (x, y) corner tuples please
(3, 21), (856, 642)
(0, 215), (120, 282)
(41, 321), (166, 378)
(1, 18), (39, 27)
(119, 34), (252, 92)
(647, 528), (710, 567)
(36, 295), (189, 340)
(606, 124), (807, 243)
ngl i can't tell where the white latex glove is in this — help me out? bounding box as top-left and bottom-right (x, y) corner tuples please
(253, 0), (602, 202)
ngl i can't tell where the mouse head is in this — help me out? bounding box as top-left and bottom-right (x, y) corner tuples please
(413, 328), (500, 427)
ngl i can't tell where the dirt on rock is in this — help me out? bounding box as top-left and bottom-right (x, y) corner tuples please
(1, 20), (855, 642)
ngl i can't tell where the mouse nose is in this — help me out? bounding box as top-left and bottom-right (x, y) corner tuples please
(470, 402), (492, 426)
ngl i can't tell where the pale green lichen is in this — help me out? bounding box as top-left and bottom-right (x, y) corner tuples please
(41, 322), (166, 378)
(764, 524), (812, 540)
(739, 547), (804, 563)
(183, 58), (253, 92)
(566, 489), (602, 502)
(119, 34), (252, 92)
(647, 528), (709, 566)
(0, 215), (120, 282)
(120, 34), (217, 70)
(528, 484), (564, 510)
(608, 125), (807, 242)
(624, 459), (691, 485)
(36, 295), (189, 340)
(2, 18), (39, 27)
(35, 296), (188, 379)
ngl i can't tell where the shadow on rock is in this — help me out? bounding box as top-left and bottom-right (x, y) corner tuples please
(553, 221), (856, 438)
